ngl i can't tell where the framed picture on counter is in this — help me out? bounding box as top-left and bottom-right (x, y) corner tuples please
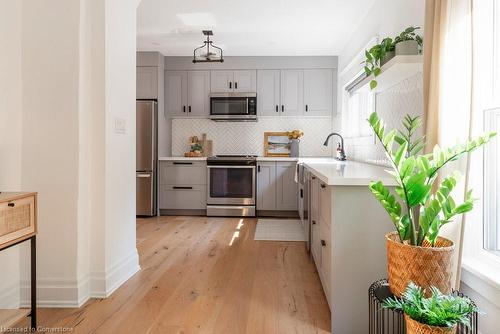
(264, 132), (291, 157)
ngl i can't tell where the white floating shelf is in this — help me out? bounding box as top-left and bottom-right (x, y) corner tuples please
(353, 55), (423, 93)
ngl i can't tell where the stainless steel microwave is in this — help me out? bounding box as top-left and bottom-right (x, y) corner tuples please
(209, 93), (257, 121)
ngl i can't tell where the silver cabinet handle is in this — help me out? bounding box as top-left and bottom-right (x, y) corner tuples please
(137, 174), (151, 178)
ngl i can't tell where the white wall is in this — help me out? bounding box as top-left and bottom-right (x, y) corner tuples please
(0, 0), (139, 308)
(20, 0), (82, 305)
(0, 0), (23, 309)
(102, 0), (140, 295)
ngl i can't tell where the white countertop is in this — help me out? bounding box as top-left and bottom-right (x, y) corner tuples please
(302, 160), (397, 186)
(158, 156), (396, 186)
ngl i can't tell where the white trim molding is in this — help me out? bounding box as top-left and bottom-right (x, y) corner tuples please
(90, 249), (141, 298)
(19, 249), (140, 308)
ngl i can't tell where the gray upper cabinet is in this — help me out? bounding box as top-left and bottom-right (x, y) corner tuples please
(165, 71), (187, 116)
(257, 70), (280, 116)
(233, 70), (256, 92)
(166, 70), (210, 117)
(276, 161), (298, 210)
(187, 71), (210, 117)
(257, 162), (277, 211)
(280, 70), (304, 116)
(137, 66), (158, 99)
(210, 70), (257, 93)
(210, 70), (233, 92)
(304, 69), (333, 116)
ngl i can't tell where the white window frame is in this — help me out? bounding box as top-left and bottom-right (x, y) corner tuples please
(483, 107), (500, 255)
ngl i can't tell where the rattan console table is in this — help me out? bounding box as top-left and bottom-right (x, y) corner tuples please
(0, 192), (37, 330)
(369, 279), (478, 334)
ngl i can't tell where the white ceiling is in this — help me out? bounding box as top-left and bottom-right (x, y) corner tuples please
(137, 0), (376, 56)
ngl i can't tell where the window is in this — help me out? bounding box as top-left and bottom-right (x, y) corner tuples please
(342, 81), (374, 139)
(483, 108), (500, 254)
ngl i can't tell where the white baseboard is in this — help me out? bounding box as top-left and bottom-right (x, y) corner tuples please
(0, 282), (20, 309)
(89, 249), (141, 298)
(20, 248), (140, 308)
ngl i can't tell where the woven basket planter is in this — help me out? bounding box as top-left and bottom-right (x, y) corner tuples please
(386, 232), (455, 297)
(405, 314), (457, 334)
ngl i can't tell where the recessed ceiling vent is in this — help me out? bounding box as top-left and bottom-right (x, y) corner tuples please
(192, 30), (224, 63)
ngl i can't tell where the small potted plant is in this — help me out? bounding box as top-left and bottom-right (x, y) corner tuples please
(363, 37), (395, 90)
(395, 26), (423, 55)
(367, 112), (495, 296)
(383, 282), (478, 334)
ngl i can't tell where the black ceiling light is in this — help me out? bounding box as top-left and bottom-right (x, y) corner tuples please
(193, 30), (224, 63)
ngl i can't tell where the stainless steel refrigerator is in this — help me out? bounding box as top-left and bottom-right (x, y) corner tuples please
(136, 100), (157, 216)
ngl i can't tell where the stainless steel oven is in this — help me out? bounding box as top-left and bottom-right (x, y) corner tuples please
(206, 155), (256, 217)
(209, 93), (257, 121)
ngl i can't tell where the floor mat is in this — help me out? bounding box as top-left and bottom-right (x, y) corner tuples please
(254, 219), (306, 241)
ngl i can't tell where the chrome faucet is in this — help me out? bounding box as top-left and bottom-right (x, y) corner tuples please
(323, 132), (347, 161)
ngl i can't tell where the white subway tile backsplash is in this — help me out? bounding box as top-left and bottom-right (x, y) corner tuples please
(345, 72), (423, 166)
(171, 117), (335, 157)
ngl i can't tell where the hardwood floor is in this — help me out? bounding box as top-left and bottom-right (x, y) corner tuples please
(16, 216), (331, 333)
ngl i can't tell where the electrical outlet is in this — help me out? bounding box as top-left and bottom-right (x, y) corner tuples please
(114, 118), (126, 134)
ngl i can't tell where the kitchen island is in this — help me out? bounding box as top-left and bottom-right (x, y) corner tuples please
(300, 159), (397, 334)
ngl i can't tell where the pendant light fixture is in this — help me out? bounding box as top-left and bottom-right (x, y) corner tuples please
(192, 30), (224, 63)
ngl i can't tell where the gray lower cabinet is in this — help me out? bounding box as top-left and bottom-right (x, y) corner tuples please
(159, 160), (207, 211)
(276, 161), (298, 210)
(256, 161), (298, 212)
(256, 162), (276, 210)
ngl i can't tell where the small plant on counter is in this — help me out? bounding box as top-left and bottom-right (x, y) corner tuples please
(383, 282), (478, 333)
(367, 112), (495, 246)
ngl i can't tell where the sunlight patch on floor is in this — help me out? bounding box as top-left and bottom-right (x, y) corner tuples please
(229, 219), (244, 246)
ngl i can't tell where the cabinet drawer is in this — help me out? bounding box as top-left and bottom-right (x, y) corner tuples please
(0, 195), (36, 249)
(160, 161), (206, 185)
(159, 185), (206, 210)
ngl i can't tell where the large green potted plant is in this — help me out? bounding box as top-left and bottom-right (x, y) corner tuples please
(367, 112), (495, 296)
(383, 282), (478, 334)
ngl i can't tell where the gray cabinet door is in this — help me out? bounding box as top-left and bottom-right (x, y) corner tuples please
(233, 70), (256, 92)
(210, 70), (234, 92)
(257, 70), (280, 116)
(187, 71), (210, 117)
(276, 161), (298, 210)
(257, 162), (277, 211)
(304, 69), (333, 116)
(137, 66), (158, 99)
(280, 70), (304, 116)
(165, 71), (187, 117)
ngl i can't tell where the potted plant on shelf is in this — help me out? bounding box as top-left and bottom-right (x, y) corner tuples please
(367, 112), (495, 296)
(362, 37), (395, 90)
(395, 26), (423, 55)
(383, 282), (478, 334)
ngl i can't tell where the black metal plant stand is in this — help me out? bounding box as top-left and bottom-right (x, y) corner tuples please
(1, 236), (37, 330)
(369, 279), (478, 334)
